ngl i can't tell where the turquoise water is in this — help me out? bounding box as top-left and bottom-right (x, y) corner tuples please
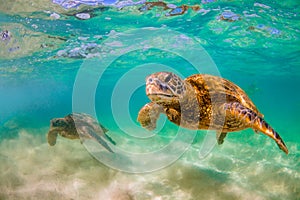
(0, 0), (300, 199)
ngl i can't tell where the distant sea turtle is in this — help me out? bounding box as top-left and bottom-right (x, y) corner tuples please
(137, 72), (288, 154)
(47, 113), (115, 153)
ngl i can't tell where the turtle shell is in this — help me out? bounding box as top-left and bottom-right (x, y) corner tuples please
(185, 74), (263, 117)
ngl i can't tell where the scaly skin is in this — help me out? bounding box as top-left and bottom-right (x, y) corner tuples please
(223, 102), (288, 154)
(138, 72), (288, 154)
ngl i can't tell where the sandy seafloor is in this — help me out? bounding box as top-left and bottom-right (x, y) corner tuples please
(0, 0), (300, 199)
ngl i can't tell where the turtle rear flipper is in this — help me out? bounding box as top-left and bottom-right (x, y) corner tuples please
(223, 102), (288, 154)
(216, 132), (227, 145)
(94, 135), (114, 153)
(99, 124), (116, 145)
(104, 134), (116, 145)
(79, 127), (114, 153)
(47, 131), (58, 146)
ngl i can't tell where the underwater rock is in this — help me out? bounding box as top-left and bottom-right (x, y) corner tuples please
(254, 2), (271, 9)
(115, 0), (146, 9)
(248, 24), (281, 35)
(0, 30), (21, 54)
(166, 4), (177, 9)
(56, 42), (101, 58)
(52, 0), (145, 9)
(201, 0), (215, 4)
(1, 30), (11, 41)
(166, 5), (189, 17)
(75, 13), (91, 20)
(8, 46), (20, 53)
(138, 2), (200, 17)
(167, 5), (200, 17)
(218, 11), (241, 22)
(138, 2), (167, 12)
(52, 0), (100, 9)
(52, 0), (200, 17)
(50, 12), (61, 19)
(0, 25), (65, 60)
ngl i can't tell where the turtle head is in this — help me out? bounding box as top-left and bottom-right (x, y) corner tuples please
(146, 72), (186, 104)
(50, 118), (69, 131)
(47, 117), (70, 146)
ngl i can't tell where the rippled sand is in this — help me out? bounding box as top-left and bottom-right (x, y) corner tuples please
(0, 129), (299, 200)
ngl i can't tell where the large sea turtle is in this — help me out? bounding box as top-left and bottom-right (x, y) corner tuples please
(47, 113), (115, 153)
(137, 72), (288, 154)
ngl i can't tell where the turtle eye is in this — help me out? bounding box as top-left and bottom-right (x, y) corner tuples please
(52, 119), (66, 127)
(53, 119), (61, 126)
(147, 77), (153, 84)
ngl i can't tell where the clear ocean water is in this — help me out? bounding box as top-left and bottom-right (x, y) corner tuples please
(0, 0), (299, 199)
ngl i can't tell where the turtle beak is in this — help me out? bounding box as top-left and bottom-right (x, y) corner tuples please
(50, 119), (59, 127)
(145, 75), (156, 96)
(146, 83), (156, 96)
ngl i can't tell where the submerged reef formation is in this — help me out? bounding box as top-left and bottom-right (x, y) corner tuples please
(53, 0), (147, 9)
(248, 24), (281, 36)
(138, 2), (200, 17)
(53, 0), (200, 17)
(218, 11), (241, 22)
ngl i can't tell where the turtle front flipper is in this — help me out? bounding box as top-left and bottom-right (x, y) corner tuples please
(137, 102), (164, 130)
(223, 102), (288, 154)
(47, 130), (58, 146)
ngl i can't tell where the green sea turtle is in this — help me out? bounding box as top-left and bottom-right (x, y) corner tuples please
(137, 72), (288, 154)
(47, 113), (115, 153)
